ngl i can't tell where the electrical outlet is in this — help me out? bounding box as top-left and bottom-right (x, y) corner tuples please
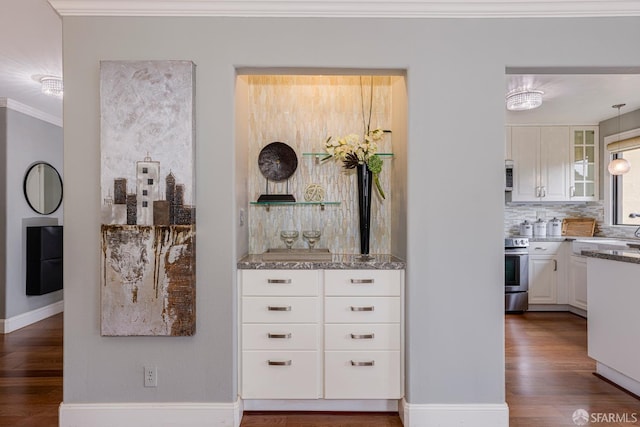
(144, 366), (157, 387)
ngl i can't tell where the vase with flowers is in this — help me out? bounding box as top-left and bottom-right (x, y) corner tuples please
(323, 78), (386, 256)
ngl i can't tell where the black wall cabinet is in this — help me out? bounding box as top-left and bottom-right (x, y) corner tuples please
(26, 226), (63, 295)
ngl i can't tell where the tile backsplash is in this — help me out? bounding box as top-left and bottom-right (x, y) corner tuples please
(246, 75), (394, 254)
(505, 200), (640, 239)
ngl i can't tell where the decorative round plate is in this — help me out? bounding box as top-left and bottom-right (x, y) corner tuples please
(258, 142), (298, 181)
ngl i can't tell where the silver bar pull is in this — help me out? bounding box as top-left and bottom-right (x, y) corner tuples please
(267, 306), (291, 311)
(268, 332), (292, 339)
(268, 360), (292, 366)
(350, 279), (374, 284)
(350, 360), (375, 366)
(350, 306), (374, 312)
(350, 333), (375, 339)
(554, 259), (558, 271)
(267, 279), (292, 284)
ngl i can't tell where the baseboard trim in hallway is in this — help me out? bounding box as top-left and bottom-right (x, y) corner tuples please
(59, 401), (243, 427)
(0, 300), (63, 333)
(400, 399), (509, 427)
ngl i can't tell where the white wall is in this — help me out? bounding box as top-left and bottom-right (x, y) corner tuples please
(1, 107), (63, 320)
(60, 15), (640, 409)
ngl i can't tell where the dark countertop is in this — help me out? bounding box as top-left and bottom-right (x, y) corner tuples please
(237, 253), (406, 270)
(581, 249), (640, 265)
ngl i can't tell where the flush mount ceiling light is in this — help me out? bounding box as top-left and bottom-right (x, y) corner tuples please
(506, 89), (543, 111)
(39, 76), (63, 98)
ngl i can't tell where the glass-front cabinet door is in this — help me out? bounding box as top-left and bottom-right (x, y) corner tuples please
(570, 126), (599, 201)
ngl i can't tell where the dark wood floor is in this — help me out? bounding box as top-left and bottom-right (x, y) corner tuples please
(1, 312), (638, 426)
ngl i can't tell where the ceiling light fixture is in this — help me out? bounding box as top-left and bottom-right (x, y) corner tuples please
(40, 76), (63, 98)
(506, 89), (543, 111)
(607, 103), (630, 176)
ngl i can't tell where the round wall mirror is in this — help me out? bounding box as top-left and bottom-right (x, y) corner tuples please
(23, 162), (63, 215)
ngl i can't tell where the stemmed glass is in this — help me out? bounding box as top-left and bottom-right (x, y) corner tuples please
(303, 230), (321, 249)
(280, 230), (299, 250)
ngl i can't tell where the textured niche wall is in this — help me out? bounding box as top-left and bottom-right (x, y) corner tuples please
(246, 75), (394, 254)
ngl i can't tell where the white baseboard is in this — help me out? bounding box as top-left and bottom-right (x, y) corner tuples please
(59, 400), (243, 427)
(596, 362), (640, 397)
(1, 300), (63, 334)
(400, 399), (509, 427)
(528, 304), (570, 312)
(242, 398), (398, 412)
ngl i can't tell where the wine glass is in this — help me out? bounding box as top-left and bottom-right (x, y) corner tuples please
(303, 230), (321, 249)
(280, 230), (299, 250)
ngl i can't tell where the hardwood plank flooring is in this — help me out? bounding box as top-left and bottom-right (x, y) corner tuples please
(0, 313), (62, 427)
(1, 311), (638, 426)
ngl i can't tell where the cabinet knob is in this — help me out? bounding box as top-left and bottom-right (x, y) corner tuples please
(350, 306), (375, 312)
(350, 360), (375, 367)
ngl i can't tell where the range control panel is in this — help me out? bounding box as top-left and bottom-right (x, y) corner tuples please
(505, 237), (529, 248)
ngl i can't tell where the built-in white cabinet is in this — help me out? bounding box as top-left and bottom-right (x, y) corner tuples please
(239, 268), (404, 402)
(569, 255), (588, 311)
(511, 126), (571, 202)
(528, 242), (563, 304)
(569, 126), (599, 201)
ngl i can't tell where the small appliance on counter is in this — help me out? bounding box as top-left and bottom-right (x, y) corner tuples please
(519, 220), (533, 237)
(533, 218), (547, 238)
(547, 217), (562, 237)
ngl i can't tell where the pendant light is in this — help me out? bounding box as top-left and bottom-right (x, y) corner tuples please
(607, 104), (630, 176)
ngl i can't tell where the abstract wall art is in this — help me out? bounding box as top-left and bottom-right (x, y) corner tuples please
(100, 60), (196, 336)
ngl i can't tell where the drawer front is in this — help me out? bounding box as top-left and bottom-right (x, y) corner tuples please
(325, 324), (400, 351)
(325, 297), (400, 323)
(528, 241), (563, 254)
(243, 324), (319, 350)
(324, 351), (401, 399)
(324, 270), (401, 296)
(242, 351), (320, 399)
(243, 297), (320, 323)
(242, 270), (319, 296)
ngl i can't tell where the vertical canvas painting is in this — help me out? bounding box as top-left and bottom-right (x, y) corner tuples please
(100, 60), (196, 336)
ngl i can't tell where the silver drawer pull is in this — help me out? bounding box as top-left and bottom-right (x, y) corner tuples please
(267, 306), (291, 311)
(350, 360), (375, 367)
(350, 333), (375, 339)
(267, 360), (292, 366)
(350, 306), (374, 312)
(267, 332), (292, 339)
(350, 279), (374, 284)
(267, 279), (292, 284)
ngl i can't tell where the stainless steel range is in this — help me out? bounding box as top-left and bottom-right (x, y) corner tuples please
(505, 237), (529, 313)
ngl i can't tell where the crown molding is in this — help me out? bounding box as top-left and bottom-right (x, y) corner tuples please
(48, 0), (640, 18)
(0, 98), (63, 128)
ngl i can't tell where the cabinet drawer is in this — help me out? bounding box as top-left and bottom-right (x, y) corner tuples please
(528, 242), (563, 254)
(243, 324), (319, 350)
(242, 351), (321, 399)
(325, 324), (400, 351)
(242, 270), (319, 296)
(243, 297), (320, 323)
(324, 270), (401, 296)
(324, 351), (401, 399)
(325, 297), (400, 323)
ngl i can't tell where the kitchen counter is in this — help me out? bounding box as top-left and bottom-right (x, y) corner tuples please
(581, 249), (640, 264)
(237, 253), (406, 270)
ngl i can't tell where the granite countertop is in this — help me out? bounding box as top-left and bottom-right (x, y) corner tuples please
(237, 253), (406, 270)
(580, 249), (640, 265)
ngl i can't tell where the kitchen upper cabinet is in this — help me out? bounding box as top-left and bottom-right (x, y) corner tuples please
(569, 126), (599, 201)
(511, 126), (571, 202)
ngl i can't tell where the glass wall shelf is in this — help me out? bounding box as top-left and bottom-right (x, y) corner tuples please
(250, 201), (341, 212)
(302, 153), (394, 164)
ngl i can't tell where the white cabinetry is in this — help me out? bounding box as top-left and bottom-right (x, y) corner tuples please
(569, 126), (599, 201)
(239, 268), (404, 403)
(240, 270), (322, 399)
(528, 242), (563, 304)
(511, 126), (571, 202)
(569, 255), (588, 311)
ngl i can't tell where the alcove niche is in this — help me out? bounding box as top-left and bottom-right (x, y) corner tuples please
(235, 70), (407, 258)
